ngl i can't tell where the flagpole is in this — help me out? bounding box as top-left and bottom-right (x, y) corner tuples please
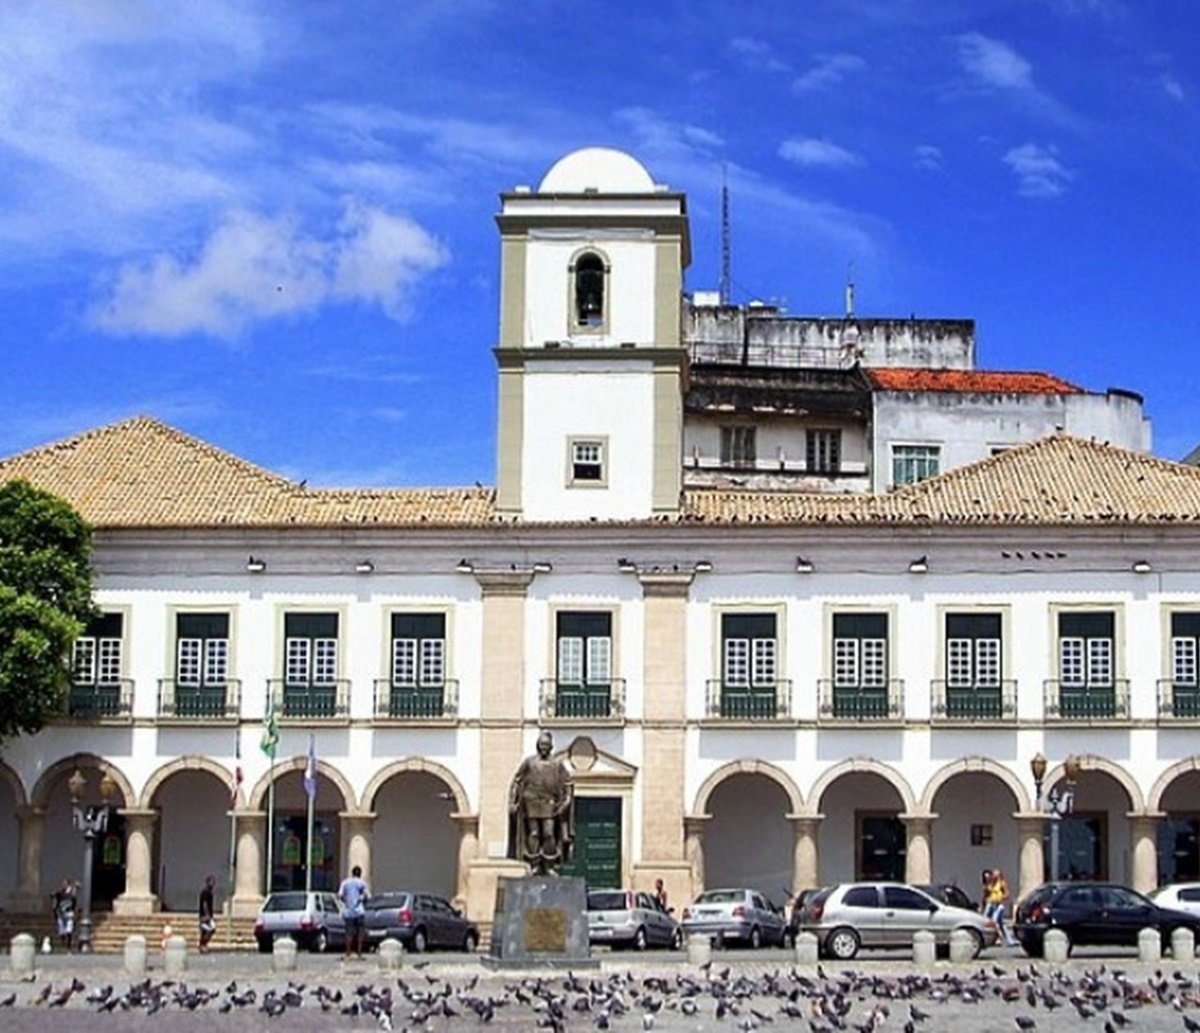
(305, 734), (315, 894)
(262, 693), (279, 897)
(227, 730), (239, 947)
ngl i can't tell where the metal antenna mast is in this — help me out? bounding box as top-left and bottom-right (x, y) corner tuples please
(719, 166), (731, 305)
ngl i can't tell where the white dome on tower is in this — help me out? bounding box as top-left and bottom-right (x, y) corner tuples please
(538, 147), (656, 194)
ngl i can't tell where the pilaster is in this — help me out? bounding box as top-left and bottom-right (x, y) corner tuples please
(1014, 812), (1045, 903)
(900, 813), (935, 885)
(1129, 811), (1164, 894)
(113, 808), (159, 915)
(788, 814), (824, 893)
(231, 810), (266, 916)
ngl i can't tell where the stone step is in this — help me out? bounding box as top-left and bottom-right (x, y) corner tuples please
(0, 912), (258, 953)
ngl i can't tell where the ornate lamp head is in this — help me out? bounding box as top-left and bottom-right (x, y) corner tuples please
(67, 769), (86, 804)
(1029, 752), (1047, 791)
(99, 771), (117, 804)
(1063, 754), (1082, 784)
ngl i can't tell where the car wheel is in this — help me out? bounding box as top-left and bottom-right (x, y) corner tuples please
(632, 927), (648, 951)
(748, 926), (762, 950)
(963, 928), (985, 959)
(826, 926), (860, 961)
(411, 928), (428, 953)
(463, 930), (479, 953)
(670, 928), (683, 951)
(313, 929), (329, 953)
(256, 936), (271, 954)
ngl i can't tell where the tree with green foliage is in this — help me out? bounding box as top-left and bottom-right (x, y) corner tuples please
(0, 479), (95, 738)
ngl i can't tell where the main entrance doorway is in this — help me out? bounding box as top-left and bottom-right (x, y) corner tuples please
(857, 813), (906, 881)
(270, 813), (337, 892)
(561, 797), (621, 889)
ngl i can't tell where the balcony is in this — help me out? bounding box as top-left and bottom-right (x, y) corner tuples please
(930, 680), (1017, 724)
(373, 679), (459, 721)
(1158, 680), (1200, 723)
(818, 679), (904, 723)
(65, 680), (134, 722)
(268, 679), (351, 722)
(157, 679), (241, 721)
(539, 679), (626, 722)
(1043, 679), (1130, 722)
(704, 679), (792, 721)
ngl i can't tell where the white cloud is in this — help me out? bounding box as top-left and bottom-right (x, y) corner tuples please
(728, 37), (790, 74)
(1161, 74), (1185, 102)
(778, 137), (863, 169)
(792, 53), (867, 93)
(1003, 143), (1073, 198)
(913, 144), (944, 171)
(89, 202), (448, 339)
(957, 33), (1034, 91)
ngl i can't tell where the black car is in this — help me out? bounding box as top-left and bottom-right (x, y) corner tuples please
(1014, 881), (1200, 957)
(362, 892), (479, 952)
(915, 883), (978, 912)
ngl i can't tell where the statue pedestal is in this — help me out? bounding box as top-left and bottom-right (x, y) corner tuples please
(484, 875), (596, 969)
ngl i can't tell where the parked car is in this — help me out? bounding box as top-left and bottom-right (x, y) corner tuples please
(586, 888), (682, 950)
(794, 882), (998, 960)
(1015, 881), (1200, 957)
(254, 890), (346, 953)
(681, 888), (788, 948)
(1149, 882), (1200, 917)
(362, 891), (479, 952)
(915, 883), (978, 912)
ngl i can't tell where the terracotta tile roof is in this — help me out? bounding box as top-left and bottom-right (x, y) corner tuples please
(866, 367), (1083, 394)
(3, 418), (1198, 529)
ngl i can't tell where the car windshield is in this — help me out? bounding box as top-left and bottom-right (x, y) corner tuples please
(588, 891), (629, 910)
(695, 890), (744, 904)
(366, 893), (411, 910)
(263, 893), (308, 912)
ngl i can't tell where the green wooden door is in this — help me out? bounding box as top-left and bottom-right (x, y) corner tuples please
(560, 797), (621, 889)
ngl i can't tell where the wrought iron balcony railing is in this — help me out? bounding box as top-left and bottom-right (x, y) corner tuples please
(817, 679), (905, 722)
(268, 679), (351, 721)
(539, 679), (626, 720)
(704, 679), (792, 720)
(373, 678), (459, 720)
(930, 679), (1017, 723)
(157, 678), (241, 720)
(1157, 679), (1200, 721)
(66, 680), (134, 721)
(1043, 679), (1130, 722)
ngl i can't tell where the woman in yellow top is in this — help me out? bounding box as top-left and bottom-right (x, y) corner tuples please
(985, 869), (1016, 946)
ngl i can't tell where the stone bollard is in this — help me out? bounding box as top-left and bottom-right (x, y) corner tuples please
(1172, 926), (1195, 960)
(912, 929), (936, 968)
(948, 928), (977, 963)
(163, 934), (188, 975)
(9, 933), (36, 977)
(272, 935), (298, 972)
(1138, 926), (1162, 963)
(686, 933), (712, 967)
(1043, 928), (1069, 963)
(793, 931), (819, 966)
(377, 938), (405, 971)
(124, 934), (148, 976)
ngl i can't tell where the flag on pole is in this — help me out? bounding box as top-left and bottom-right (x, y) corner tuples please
(303, 733), (317, 800)
(229, 735), (244, 807)
(260, 695), (279, 759)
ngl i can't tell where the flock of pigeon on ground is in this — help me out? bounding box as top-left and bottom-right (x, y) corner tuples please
(6, 960), (1200, 1031)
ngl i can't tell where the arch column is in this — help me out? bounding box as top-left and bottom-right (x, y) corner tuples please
(788, 814), (823, 893)
(113, 808), (159, 915)
(340, 812), (376, 887)
(451, 813), (480, 910)
(231, 810), (265, 917)
(1014, 813), (1045, 902)
(683, 814), (710, 897)
(10, 805), (46, 912)
(900, 813), (935, 885)
(1129, 812), (1164, 894)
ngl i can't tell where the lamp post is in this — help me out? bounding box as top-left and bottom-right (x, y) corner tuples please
(68, 768), (117, 953)
(1031, 753), (1081, 882)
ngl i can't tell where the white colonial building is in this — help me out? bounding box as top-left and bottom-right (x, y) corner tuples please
(1, 148), (1197, 936)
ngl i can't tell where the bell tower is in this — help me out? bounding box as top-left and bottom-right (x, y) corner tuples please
(494, 148), (690, 520)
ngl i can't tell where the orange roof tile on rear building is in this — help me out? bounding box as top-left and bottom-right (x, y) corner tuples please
(866, 368), (1083, 394)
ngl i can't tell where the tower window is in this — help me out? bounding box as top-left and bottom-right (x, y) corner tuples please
(568, 437), (607, 486)
(572, 252), (607, 330)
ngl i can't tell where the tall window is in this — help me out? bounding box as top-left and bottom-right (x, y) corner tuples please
(806, 429), (841, 474)
(176, 613), (230, 687)
(891, 444), (940, 486)
(71, 612), (124, 717)
(281, 612), (340, 718)
(718, 612), (779, 718)
(389, 612), (447, 717)
(556, 611), (612, 717)
(720, 426), (757, 467)
(831, 612), (890, 718)
(1169, 612), (1200, 717)
(946, 613), (1001, 687)
(573, 252), (606, 328)
(1056, 610), (1116, 719)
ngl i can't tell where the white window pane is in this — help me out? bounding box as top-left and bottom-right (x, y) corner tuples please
(98, 639), (122, 683)
(834, 639), (858, 687)
(947, 639), (972, 687)
(313, 639), (338, 684)
(178, 639), (202, 686)
(420, 639), (445, 685)
(861, 638), (886, 686)
(559, 637), (583, 684)
(286, 638), (311, 683)
(975, 639), (1001, 686)
(73, 639), (96, 683)
(393, 639), (417, 685)
(1060, 637), (1084, 685)
(724, 639), (749, 686)
(204, 639), (229, 683)
(1174, 637), (1198, 685)
(1087, 638), (1113, 685)
(752, 638), (776, 686)
(587, 637), (611, 683)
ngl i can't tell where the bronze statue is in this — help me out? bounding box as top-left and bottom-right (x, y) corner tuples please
(509, 730), (574, 874)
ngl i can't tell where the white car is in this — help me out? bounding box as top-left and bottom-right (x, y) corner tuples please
(1150, 883), (1200, 916)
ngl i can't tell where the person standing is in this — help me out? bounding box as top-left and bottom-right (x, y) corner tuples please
(51, 878), (77, 951)
(985, 868), (1015, 946)
(338, 864), (369, 959)
(654, 878), (669, 911)
(197, 875), (217, 953)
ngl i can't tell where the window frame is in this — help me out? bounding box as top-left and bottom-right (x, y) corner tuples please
(568, 248), (610, 335)
(72, 610), (128, 686)
(719, 425), (757, 468)
(890, 443), (941, 487)
(566, 435), (608, 488)
(806, 428), (842, 474)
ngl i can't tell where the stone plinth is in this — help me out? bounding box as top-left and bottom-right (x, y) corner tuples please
(485, 875), (595, 969)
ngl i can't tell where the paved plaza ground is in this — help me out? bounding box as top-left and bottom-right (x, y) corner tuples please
(5, 945), (1200, 1032)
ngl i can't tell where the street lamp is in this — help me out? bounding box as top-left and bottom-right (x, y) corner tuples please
(68, 768), (118, 953)
(1031, 753), (1081, 882)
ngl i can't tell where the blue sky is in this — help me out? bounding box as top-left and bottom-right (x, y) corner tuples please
(2, 0), (1197, 486)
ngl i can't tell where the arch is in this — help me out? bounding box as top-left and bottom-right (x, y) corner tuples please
(141, 756), (238, 809)
(362, 758), (471, 815)
(0, 758), (28, 809)
(30, 753), (136, 809)
(247, 757), (357, 812)
(809, 758), (916, 816)
(693, 759), (803, 817)
(1058, 754), (1143, 812)
(921, 757), (1030, 814)
(1149, 757), (1200, 812)
(570, 247), (610, 329)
